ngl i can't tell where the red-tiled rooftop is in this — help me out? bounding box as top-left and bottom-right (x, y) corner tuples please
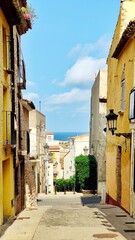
(49, 145), (60, 150)
(46, 132), (54, 135)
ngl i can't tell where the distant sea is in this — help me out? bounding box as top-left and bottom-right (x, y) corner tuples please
(54, 132), (88, 141)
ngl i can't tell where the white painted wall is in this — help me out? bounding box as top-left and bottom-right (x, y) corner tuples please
(64, 134), (89, 179)
(90, 69), (107, 195)
(48, 163), (53, 193)
(29, 109), (46, 193)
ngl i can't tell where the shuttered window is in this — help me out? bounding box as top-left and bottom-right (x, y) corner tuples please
(121, 79), (125, 111)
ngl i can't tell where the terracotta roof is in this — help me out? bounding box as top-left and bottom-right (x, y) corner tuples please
(46, 132), (54, 135)
(112, 20), (135, 59)
(49, 145), (60, 150)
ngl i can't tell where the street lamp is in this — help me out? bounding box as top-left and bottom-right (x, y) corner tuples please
(83, 146), (88, 155)
(106, 109), (118, 135)
(106, 109), (131, 139)
(44, 143), (49, 194)
(53, 172), (57, 195)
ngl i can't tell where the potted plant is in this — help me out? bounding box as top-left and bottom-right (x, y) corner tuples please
(21, 4), (37, 24)
(21, 5), (31, 20)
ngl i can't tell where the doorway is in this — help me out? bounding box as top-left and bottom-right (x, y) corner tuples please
(3, 159), (10, 223)
(116, 146), (122, 205)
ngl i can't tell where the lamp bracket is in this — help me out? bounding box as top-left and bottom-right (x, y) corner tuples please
(115, 133), (131, 139)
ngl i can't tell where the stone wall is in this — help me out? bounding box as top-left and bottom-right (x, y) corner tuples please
(25, 157), (37, 208)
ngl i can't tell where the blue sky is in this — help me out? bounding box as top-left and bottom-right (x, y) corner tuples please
(22, 0), (120, 132)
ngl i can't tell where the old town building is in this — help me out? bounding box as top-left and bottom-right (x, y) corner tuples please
(0, 0), (33, 225)
(90, 70), (107, 195)
(64, 134), (89, 179)
(106, 0), (135, 218)
(29, 109), (46, 194)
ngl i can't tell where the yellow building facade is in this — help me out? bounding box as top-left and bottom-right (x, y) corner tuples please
(0, 9), (15, 225)
(0, 0), (31, 225)
(106, 0), (135, 217)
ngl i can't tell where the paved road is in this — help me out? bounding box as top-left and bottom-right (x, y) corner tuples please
(37, 192), (101, 206)
(34, 193), (125, 240)
(36, 193), (135, 240)
(1, 192), (135, 240)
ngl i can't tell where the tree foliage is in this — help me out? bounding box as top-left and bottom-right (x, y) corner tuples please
(75, 155), (97, 192)
(56, 176), (75, 192)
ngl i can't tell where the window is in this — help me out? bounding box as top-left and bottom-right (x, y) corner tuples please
(120, 65), (126, 111)
(3, 26), (7, 68)
(2, 26), (11, 71)
(16, 37), (20, 68)
(121, 80), (125, 110)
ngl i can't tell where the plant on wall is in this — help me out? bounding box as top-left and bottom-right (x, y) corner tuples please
(21, 4), (37, 24)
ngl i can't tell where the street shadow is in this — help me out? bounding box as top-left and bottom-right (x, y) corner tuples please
(0, 218), (15, 237)
(81, 195), (101, 206)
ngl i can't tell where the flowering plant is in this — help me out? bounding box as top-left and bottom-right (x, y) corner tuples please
(21, 5), (30, 20)
(21, 4), (37, 24)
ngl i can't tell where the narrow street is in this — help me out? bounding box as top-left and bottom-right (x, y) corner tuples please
(1, 192), (135, 240)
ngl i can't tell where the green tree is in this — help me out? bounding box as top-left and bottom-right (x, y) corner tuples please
(56, 176), (76, 192)
(75, 154), (97, 192)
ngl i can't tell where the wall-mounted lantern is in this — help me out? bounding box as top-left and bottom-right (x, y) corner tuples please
(83, 146), (88, 155)
(44, 143), (49, 154)
(106, 109), (118, 135)
(106, 109), (131, 139)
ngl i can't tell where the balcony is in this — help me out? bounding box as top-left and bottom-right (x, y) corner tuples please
(3, 111), (16, 147)
(18, 59), (26, 89)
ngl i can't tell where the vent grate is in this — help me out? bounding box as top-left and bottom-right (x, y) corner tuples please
(125, 221), (135, 224)
(115, 215), (127, 217)
(124, 229), (135, 232)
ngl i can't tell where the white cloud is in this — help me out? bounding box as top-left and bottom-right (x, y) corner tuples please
(26, 80), (36, 87)
(76, 103), (90, 113)
(60, 56), (106, 86)
(68, 35), (111, 58)
(44, 106), (62, 112)
(51, 78), (59, 85)
(22, 91), (39, 100)
(45, 88), (90, 105)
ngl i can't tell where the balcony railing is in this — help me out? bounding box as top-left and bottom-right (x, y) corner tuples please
(3, 111), (16, 147)
(18, 59), (26, 89)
